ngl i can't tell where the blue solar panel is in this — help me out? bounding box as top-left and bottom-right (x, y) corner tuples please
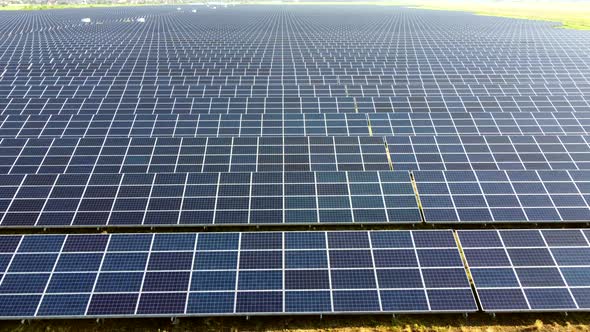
(387, 136), (590, 171)
(414, 170), (590, 223)
(2, 113), (589, 139)
(458, 229), (590, 312)
(0, 2), (589, 318)
(0, 231), (477, 318)
(0, 171), (423, 227)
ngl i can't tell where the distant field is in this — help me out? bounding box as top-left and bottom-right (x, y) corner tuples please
(256, 1), (590, 30)
(0, 3), (155, 10)
(411, 0), (590, 30)
(2, 0), (590, 31)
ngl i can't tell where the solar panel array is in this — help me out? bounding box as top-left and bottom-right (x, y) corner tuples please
(414, 170), (590, 223)
(0, 230), (477, 318)
(0, 136), (392, 174)
(0, 171), (422, 227)
(458, 229), (590, 312)
(2, 113), (590, 138)
(0, 4), (589, 318)
(1, 169), (589, 227)
(0, 5), (588, 227)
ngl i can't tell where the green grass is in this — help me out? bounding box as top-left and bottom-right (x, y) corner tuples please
(410, 1), (590, 30)
(248, 0), (590, 30)
(245, 1), (412, 5)
(4, 0), (590, 31)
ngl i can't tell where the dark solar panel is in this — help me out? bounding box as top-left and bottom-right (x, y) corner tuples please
(1, 112), (589, 139)
(414, 170), (590, 223)
(458, 229), (590, 312)
(387, 136), (590, 171)
(0, 230), (477, 318)
(0, 171), (422, 227)
(0, 7), (588, 228)
(0, 3), (589, 318)
(0, 136), (392, 174)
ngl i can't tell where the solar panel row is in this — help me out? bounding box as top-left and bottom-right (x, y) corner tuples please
(0, 171), (421, 226)
(3, 112), (590, 138)
(1, 135), (589, 175)
(0, 169), (587, 227)
(0, 4), (589, 318)
(2, 228), (588, 317)
(0, 136), (392, 174)
(2, 96), (590, 115)
(0, 230), (477, 318)
(415, 170), (590, 223)
(386, 135), (590, 171)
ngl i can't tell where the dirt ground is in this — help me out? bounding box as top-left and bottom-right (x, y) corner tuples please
(1, 313), (590, 332)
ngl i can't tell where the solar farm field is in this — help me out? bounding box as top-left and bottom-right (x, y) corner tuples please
(0, 4), (589, 330)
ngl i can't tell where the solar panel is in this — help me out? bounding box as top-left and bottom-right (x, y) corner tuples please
(387, 135), (590, 171)
(458, 229), (590, 312)
(0, 95), (584, 112)
(0, 136), (391, 174)
(0, 3), (589, 317)
(414, 170), (590, 223)
(0, 171), (422, 227)
(1, 112), (588, 139)
(0, 230), (477, 318)
(1, 135), (588, 175)
(2, 96), (589, 115)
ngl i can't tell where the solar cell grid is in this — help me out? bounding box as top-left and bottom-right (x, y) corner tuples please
(0, 3), (589, 318)
(0, 134), (589, 175)
(0, 136), (392, 173)
(0, 231), (477, 318)
(415, 170), (590, 223)
(387, 135), (590, 171)
(0, 171), (422, 227)
(458, 229), (590, 312)
(2, 96), (590, 117)
(1, 112), (589, 138)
